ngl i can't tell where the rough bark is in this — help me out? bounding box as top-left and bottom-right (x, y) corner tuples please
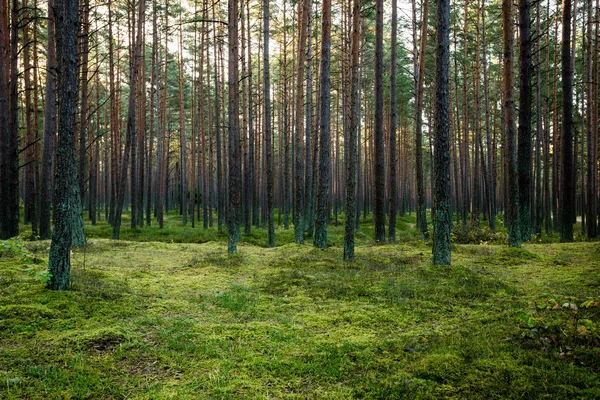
(560, 0), (574, 242)
(227, 0), (241, 254)
(48, 0), (81, 290)
(503, 0), (521, 247)
(264, 0), (275, 247)
(432, 0), (451, 265)
(415, 0), (429, 239)
(314, 0), (331, 249)
(518, 0), (533, 241)
(373, 0), (385, 242)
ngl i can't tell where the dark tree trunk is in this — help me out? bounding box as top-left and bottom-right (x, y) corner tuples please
(518, 0), (532, 241)
(264, 0), (275, 247)
(388, 0), (398, 241)
(503, 0), (521, 247)
(587, 0), (598, 238)
(39, 0), (56, 239)
(432, 0), (451, 265)
(560, 0), (574, 242)
(373, 0), (385, 242)
(78, 0), (90, 215)
(112, 0), (145, 239)
(48, 0), (81, 290)
(227, 0), (241, 254)
(245, 0), (254, 235)
(293, 0), (310, 243)
(344, 0), (360, 260)
(415, 0), (429, 239)
(0, 0), (19, 240)
(314, 0), (331, 249)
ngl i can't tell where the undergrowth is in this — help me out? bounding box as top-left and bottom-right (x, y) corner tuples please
(0, 214), (599, 398)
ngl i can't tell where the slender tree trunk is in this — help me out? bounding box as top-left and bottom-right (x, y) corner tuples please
(432, 0), (451, 265)
(503, 0), (521, 247)
(214, 6), (223, 232)
(373, 0), (385, 242)
(415, 0), (429, 239)
(344, 0), (360, 260)
(587, 0), (597, 237)
(387, 0), (398, 241)
(264, 0), (275, 247)
(113, 0), (145, 239)
(39, 0), (57, 239)
(0, 0), (19, 239)
(314, 0), (331, 249)
(518, 0), (532, 241)
(227, 0), (241, 254)
(179, 8), (187, 226)
(560, 0), (574, 241)
(534, 0), (543, 236)
(78, 0), (90, 217)
(293, 0), (310, 243)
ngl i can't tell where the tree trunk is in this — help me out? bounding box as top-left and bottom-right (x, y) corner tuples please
(373, 0), (385, 242)
(517, 0), (532, 241)
(503, 0), (521, 247)
(264, 0), (275, 247)
(560, 0), (574, 241)
(112, 0), (145, 239)
(314, 0), (331, 249)
(227, 0), (241, 254)
(388, 0), (398, 241)
(48, 0), (81, 289)
(344, 0), (360, 260)
(415, 0), (429, 239)
(39, 0), (57, 240)
(433, 0), (451, 265)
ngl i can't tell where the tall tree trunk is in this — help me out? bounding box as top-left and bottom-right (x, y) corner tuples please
(388, 0), (398, 241)
(503, 0), (521, 247)
(147, 0), (158, 226)
(245, 0), (254, 235)
(518, 0), (532, 241)
(534, 0), (543, 236)
(344, 0), (360, 260)
(179, 8), (187, 226)
(415, 0), (429, 239)
(0, 0), (19, 239)
(587, 0), (597, 237)
(432, 0), (451, 265)
(227, 0), (241, 254)
(293, 0), (310, 243)
(314, 0), (331, 249)
(373, 0), (385, 242)
(264, 0), (275, 247)
(48, 0), (81, 289)
(39, 0), (57, 239)
(112, 0), (145, 239)
(560, 0), (574, 241)
(78, 0), (90, 217)
(214, 6), (223, 232)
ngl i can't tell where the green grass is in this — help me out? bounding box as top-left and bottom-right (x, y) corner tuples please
(1, 212), (600, 398)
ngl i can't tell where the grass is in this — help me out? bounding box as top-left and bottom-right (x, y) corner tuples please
(1, 212), (600, 398)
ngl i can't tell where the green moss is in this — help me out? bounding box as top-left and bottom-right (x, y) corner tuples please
(1, 214), (600, 398)
(65, 327), (129, 351)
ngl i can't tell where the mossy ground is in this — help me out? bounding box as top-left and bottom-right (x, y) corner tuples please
(1, 212), (599, 398)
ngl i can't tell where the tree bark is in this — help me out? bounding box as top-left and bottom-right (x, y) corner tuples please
(48, 0), (81, 289)
(503, 0), (521, 247)
(433, 0), (451, 265)
(560, 0), (574, 241)
(314, 0), (331, 249)
(373, 0), (385, 242)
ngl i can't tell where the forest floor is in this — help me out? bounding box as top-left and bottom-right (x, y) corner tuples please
(1, 213), (600, 399)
